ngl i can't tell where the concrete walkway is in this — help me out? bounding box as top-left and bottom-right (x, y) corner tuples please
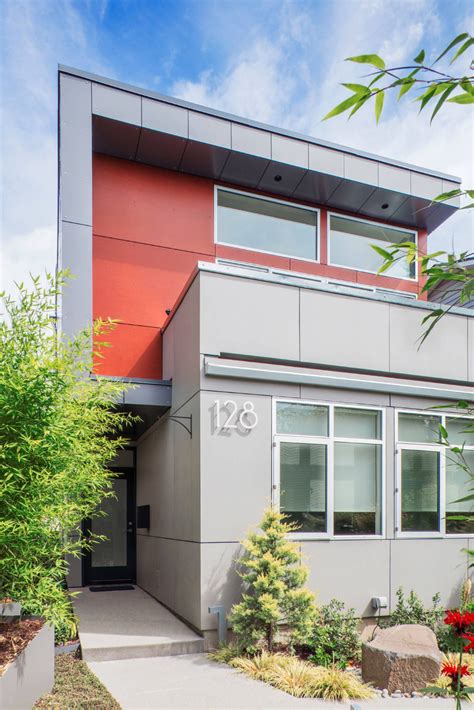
(89, 653), (460, 709)
(73, 586), (204, 661)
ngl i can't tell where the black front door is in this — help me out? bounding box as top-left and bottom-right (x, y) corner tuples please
(84, 470), (136, 584)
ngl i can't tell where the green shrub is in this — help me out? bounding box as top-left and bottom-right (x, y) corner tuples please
(0, 274), (135, 642)
(382, 588), (443, 631)
(229, 508), (315, 653)
(208, 643), (242, 664)
(306, 599), (360, 668)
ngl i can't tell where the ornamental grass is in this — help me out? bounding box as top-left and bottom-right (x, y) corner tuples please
(230, 652), (374, 701)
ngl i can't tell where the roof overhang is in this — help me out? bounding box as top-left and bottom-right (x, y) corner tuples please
(59, 65), (461, 234)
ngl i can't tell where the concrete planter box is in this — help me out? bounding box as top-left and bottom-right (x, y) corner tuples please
(0, 602), (21, 619)
(0, 622), (54, 709)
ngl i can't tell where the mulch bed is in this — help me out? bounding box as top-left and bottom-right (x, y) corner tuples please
(0, 618), (44, 675)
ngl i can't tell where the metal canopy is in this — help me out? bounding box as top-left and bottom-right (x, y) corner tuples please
(59, 65), (461, 233)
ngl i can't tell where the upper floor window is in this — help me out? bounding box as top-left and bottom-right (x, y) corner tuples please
(397, 411), (474, 536)
(216, 188), (319, 262)
(329, 214), (417, 280)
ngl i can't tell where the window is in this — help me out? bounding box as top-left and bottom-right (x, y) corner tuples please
(397, 412), (474, 536)
(275, 402), (384, 537)
(216, 188), (319, 261)
(329, 214), (417, 279)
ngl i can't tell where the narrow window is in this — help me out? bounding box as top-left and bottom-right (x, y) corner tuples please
(217, 189), (318, 261)
(329, 214), (416, 278)
(401, 449), (440, 532)
(280, 442), (327, 533)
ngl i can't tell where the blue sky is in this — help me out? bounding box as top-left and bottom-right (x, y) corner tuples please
(1, 0), (473, 293)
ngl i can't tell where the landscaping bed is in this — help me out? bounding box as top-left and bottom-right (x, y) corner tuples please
(0, 618), (44, 674)
(35, 652), (121, 709)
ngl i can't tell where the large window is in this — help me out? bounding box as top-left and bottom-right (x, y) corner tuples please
(329, 214), (417, 279)
(216, 188), (319, 261)
(397, 412), (474, 536)
(275, 401), (384, 537)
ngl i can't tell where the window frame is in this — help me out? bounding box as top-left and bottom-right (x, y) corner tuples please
(395, 408), (474, 539)
(272, 398), (386, 540)
(214, 185), (321, 264)
(327, 211), (419, 282)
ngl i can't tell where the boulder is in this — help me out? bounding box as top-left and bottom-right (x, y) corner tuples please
(361, 624), (442, 694)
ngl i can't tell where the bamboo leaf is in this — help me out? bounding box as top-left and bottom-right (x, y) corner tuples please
(434, 32), (469, 63)
(346, 54), (386, 70)
(450, 37), (474, 64)
(414, 49), (425, 64)
(430, 83), (457, 122)
(447, 93), (474, 104)
(398, 78), (415, 100)
(323, 93), (361, 120)
(375, 90), (384, 123)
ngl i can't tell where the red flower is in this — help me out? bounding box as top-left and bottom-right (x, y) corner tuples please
(441, 661), (471, 679)
(444, 610), (474, 633)
(462, 634), (474, 652)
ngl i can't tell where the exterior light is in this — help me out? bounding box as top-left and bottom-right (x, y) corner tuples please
(274, 175), (282, 182)
(381, 203), (389, 210)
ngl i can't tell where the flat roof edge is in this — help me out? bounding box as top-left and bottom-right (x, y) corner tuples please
(58, 65), (462, 184)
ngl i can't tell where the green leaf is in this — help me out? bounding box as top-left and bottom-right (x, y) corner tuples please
(433, 189), (462, 202)
(414, 49), (425, 64)
(434, 32), (469, 64)
(398, 78), (416, 100)
(451, 37), (474, 64)
(447, 93), (474, 104)
(417, 86), (438, 111)
(461, 79), (474, 95)
(430, 83), (457, 122)
(323, 93), (361, 120)
(375, 91), (384, 123)
(346, 54), (386, 70)
(341, 83), (370, 95)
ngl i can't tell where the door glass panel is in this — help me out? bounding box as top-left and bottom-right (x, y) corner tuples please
(91, 478), (127, 568)
(276, 402), (328, 436)
(401, 449), (440, 532)
(398, 413), (441, 444)
(446, 450), (474, 534)
(280, 442), (327, 533)
(334, 442), (382, 535)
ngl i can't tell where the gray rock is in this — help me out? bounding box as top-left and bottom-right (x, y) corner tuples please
(361, 624), (442, 694)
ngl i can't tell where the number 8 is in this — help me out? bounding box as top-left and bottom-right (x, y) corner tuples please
(239, 401), (258, 430)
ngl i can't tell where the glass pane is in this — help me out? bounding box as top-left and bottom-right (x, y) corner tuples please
(334, 443), (382, 535)
(446, 418), (474, 447)
(91, 479), (127, 567)
(446, 450), (474, 534)
(334, 407), (381, 439)
(276, 402), (328, 436)
(280, 442), (327, 533)
(398, 413), (441, 443)
(401, 449), (440, 532)
(217, 190), (318, 260)
(330, 215), (415, 278)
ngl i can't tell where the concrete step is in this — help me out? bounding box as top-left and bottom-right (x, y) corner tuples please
(72, 586), (205, 662)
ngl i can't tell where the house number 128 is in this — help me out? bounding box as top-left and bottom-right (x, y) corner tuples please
(214, 399), (258, 431)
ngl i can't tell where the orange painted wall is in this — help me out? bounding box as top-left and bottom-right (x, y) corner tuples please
(92, 153), (426, 379)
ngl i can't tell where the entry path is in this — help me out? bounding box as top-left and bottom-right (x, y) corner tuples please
(89, 653), (459, 709)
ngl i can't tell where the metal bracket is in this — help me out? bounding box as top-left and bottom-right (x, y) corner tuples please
(168, 414), (192, 438)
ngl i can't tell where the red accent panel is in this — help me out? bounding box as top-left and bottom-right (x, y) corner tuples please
(319, 210), (328, 264)
(94, 324), (162, 379)
(93, 154), (215, 255)
(356, 271), (419, 294)
(417, 229), (428, 300)
(93, 236), (212, 328)
(216, 244), (290, 270)
(289, 259), (358, 283)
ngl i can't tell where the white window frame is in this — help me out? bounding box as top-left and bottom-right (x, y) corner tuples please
(327, 211), (418, 282)
(214, 185), (321, 264)
(272, 398), (386, 540)
(395, 408), (474, 539)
